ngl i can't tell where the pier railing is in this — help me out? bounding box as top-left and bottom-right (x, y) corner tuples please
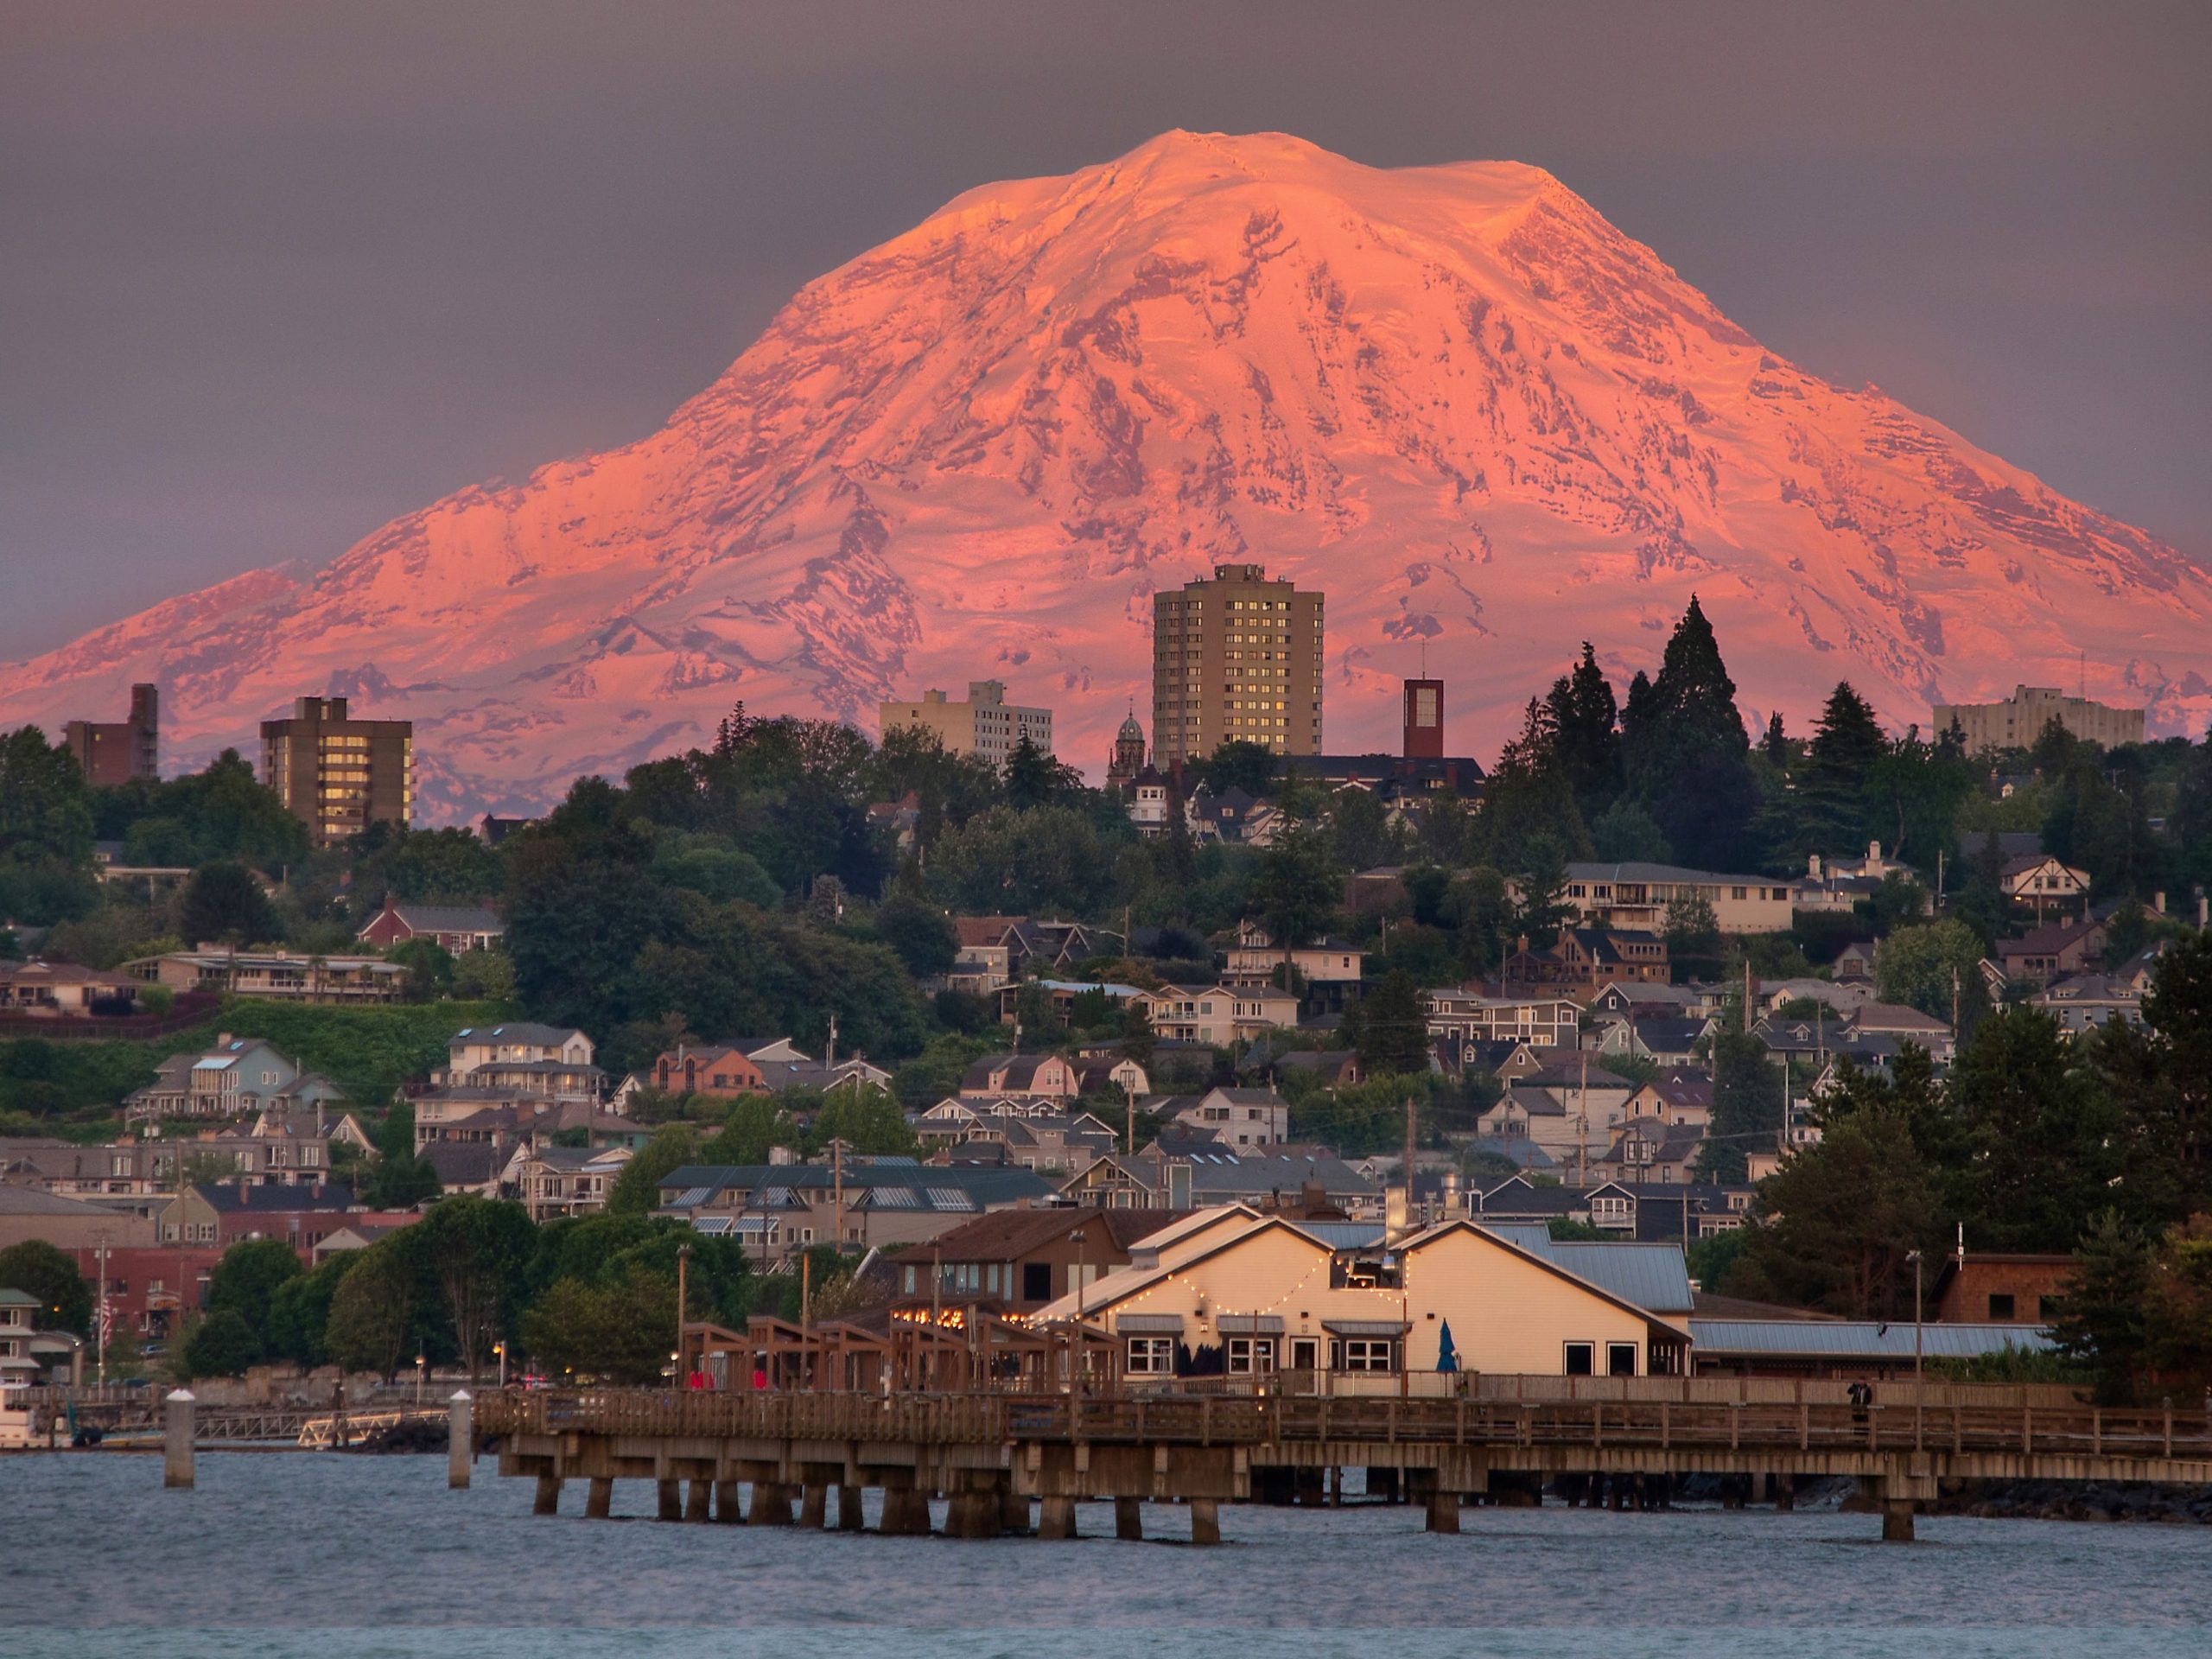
(475, 1384), (2212, 1463)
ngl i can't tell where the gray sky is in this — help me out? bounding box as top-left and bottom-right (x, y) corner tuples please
(3, 1), (2206, 661)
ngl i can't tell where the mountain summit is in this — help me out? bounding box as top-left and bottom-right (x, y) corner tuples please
(7, 130), (2207, 816)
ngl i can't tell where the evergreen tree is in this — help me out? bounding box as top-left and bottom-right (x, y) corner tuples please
(1696, 1023), (1784, 1183)
(1796, 683), (1887, 855)
(1762, 710), (1790, 767)
(1622, 597), (1758, 870)
(1346, 969), (1431, 1078)
(2050, 1211), (2157, 1403)
(1542, 643), (1621, 816)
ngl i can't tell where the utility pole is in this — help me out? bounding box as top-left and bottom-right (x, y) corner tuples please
(95, 1235), (108, 1389)
(1403, 1096), (1418, 1230)
(1950, 965), (1961, 1034)
(676, 1242), (691, 1382)
(830, 1137), (846, 1256)
(1124, 1077), (1136, 1155)
(1907, 1249), (1925, 1380)
(1575, 1052), (1589, 1188)
(1742, 958), (1752, 1034)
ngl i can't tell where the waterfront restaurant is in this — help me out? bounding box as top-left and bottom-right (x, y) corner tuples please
(1032, 1208), (1690, 1382)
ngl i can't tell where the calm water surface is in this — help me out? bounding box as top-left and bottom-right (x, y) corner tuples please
(5, 1452), (2209, 1658)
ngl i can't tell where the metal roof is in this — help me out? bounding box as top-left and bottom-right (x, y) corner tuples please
(1687, 1319), (2056, 1359)
(1528, 1240), (1695, 1315)
(925, 1187), (978, 1212)
(668, 1185), (715, 1209)
(1294, 1221), (1387, 1249)
(690, 1216), (732, 1236)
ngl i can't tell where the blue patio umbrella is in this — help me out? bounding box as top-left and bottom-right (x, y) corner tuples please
(1435, 1319), (1460, 1372)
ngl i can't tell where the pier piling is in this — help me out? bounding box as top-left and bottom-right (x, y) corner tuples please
(586, 1477), (613, 1519)
(162, 1389), (195, 1490)
(447, 1391), (471, 1491)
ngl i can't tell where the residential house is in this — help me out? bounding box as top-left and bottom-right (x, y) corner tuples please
(1220, 921), (1365, 993)
(60, 1244), (220, 1340)
(436, 1023), (602, 1101)
(1544, 862), (1796, 936)
(0, 1184), (158, 1253)
(1502, 928), (1670, 999)
(2031, 972), (2148, 1036)
(1422, 988), (1580, 1051)
(1832, 941), (1878, 983)
(419, 1141), (508, 1198)
(1471, 1176), (1747, 1242)
(516, 1145), (632, 1222)
(1184, 785), (1281, 847)
(948, 917), (1021, 995)
(958, 1052), (1079, 1101)
(122, 949), (407, 1003)
(1758, 977), (1876, 1016)
(995, 979), (1147, 1027)
(2000, 854), (2092, 921)
(1623, 1071), (1714, 1129)
(157, 1183), (364, 1259)
(1848, 1001), (1956, 1058)
(1033, 1210), (1690, 1379)
(1593, 1016), (1713, 1067)
(1267, 1050), (1363, 1090)
(649, 1044), (768, 1100)
(1586, 981), (1703, 1021)
(919, 1110), (1119, 1176)
(1594, 1118), (1707, 1185)
(1135, 983), (1300, 1048)
(1059, 1146), (1379, 1215)
(1070, 1052), (1151, 1097)
(1155, 1087), (1291, 1152)
(0, 959), (143, 1018)
(890, 1207), (1179, 1313)
(657, 1160), (1055, 1267)
(355, 895), (505, 953)
(122, 1035), (347, 1126)
(1998, 918), (2107, 988)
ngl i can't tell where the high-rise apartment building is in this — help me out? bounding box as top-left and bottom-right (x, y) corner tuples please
(1151, 563), (1324, 766)
(878, 680), (1052, 766)
(63, 683), (159, 785)
(259, 696), (414, 848)
(1932, 684), (2144, 753)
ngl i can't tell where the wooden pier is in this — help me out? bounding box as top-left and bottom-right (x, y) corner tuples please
(475, 1376), (2212, 1542)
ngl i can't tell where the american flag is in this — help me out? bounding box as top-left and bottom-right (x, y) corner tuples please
(98, 1293), (114, 1351)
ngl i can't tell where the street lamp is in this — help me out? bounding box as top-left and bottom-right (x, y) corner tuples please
(1905, 1249), (1925, 1380)
(493, 1342), (507, 1390)
(415, 1351), (427, 1407)
(1071, 1227), (1090, 1394)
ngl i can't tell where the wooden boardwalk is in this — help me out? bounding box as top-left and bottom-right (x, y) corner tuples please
(476, 1377), (2212, 1542)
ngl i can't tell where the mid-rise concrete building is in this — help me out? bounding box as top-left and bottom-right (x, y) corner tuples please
(1933, 684), (2144, 753)
(879, 680), (1052, 766)
(259, 696), (413, 847)
(1151, 563), (1324, 766)
(63, 683), (159, 785)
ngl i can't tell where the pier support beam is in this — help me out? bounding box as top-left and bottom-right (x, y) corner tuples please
(163, 1389), (195, 1491)
(748, 1481), (795, 1526)
(1883, 1500), (1916, 1543)
(533, 1474), (562, 1516)
(946, 1489), (998, 1539)
(1114, 1497), (1143, 1541)
(1426, 1491), (1461, 1534)
(1001, 1485), (1031, 1535)
(1039, 1494), (1078, 1540)
(1773, 1476), (1795, 1513)
(447, 1391), (472, 1490)
(1190, 1497), (1222, 1546)
(714, 1479), (742, 1523)
(586, 1478), (613, 1519)
(685, 1478), (713, 1522)
(798, 1483), (827, 1529)
(836, 1484), (865, 1531)
(657, 1479), (683, 1522)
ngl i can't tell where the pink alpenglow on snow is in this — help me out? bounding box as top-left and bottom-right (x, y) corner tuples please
(3, 130), (2206, 819)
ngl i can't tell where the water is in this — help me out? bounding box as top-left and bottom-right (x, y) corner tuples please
(6, 1452), (2210, 1657)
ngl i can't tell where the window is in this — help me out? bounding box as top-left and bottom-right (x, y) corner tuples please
(1331, 1338), (1397, 1372)
(1226, 1338), (1276, 1375)
(1023, 1262), (1053, 1301)
(1607, 1342), (1639, 1376)
(1289, 1337), (1319, 1372)
(1126, 1337), (1174, 1376)
(1563, 1342), (1595, 1376)
(1986, 1293), (2016, 1320)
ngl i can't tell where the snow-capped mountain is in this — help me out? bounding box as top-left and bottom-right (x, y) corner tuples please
(6, 130), (2206, 819)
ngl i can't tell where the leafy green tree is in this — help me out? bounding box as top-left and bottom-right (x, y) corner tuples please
(452, 947), (518, 1003)
(1509, 832), (1573, 949)
(2141, 930), (2212, 1183)
(926, 804), (1119, 917)
(181, 1309), (262, 1379)
(1197, 740), (1281, 798)
(96, 749), (307, 871)
(0, 1239), (92, 1335)
(1588, 798), (1669, 863)
(700, 1094), (801, 1164)
(505, 777), (678, 1033)
(871, 893), (957, 979)
(1004, 735), (1084, 809)
(324, 1241), (416, 1378)
(1874, 919), (1984, 1021)
(519, 1265), (676, 1384)
(411, 1196), (537, 1380)
(1729, 1110), (1938, 1318)
(364, 1101), (441, 1209)
(179, 861), (279, 946)
(1346, 969), (1431, 1079)
(1662, 892), (1723, 981)
(386, 938), (455, 1000)
(1480, 700), (1590, 874)
(806, 1088), (918, 1159)
(606, 1125), (699, 1216)
(1949, 1007), (2125, 1250)
(207, 1239), (302, 1355)
(265, 1255), (354, 1369)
